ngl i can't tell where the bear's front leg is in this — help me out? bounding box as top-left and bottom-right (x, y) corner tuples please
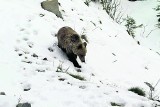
(67, 53), (81, 68)
(58, 44), (67, 53)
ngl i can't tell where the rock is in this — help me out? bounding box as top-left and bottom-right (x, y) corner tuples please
(91, 73), (95, 76)
(0, 92), (6, 95)
(97, 86), (100, 88)
(79, 85), (86, 89)
(18, 53), (23, 56)
(58, 78), (65, 81)
(36, 69), (45, 72)
(128, 0), (137, 1)
(76, 69), (81, 72)
(43, 57), (48, 61)
(39, 13), (45, 17)
(41, 0), (62, 18)
(24, 88), (31, 91)
(16, 103), (31, 107)
(22, 60), (32, 64)
(32, 53), (38, 58)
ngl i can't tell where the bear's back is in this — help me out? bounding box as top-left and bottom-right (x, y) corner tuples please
(57, 26), (77, 38)
(57, 26), (79, 49)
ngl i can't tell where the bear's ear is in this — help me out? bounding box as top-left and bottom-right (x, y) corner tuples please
(71, 34), (79, 42)
(83, 42), (87, 47)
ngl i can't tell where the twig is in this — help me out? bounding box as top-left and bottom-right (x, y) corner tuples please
(92, 26), (101, 31)
(146, 28), (158, 38)
(154, 79), (160, 88)
(140, 25), (148, 37)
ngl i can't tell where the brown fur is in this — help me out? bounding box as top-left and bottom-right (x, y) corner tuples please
(57, 26), (87, 68)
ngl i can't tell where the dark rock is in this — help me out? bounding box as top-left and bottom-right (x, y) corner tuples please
(91, 73), (95, 76)
(61, 10), (65, 12)
(28, 45), (32, 48)
(97, 86), (100, 88)
(19, 54), (23, 56)
(67, 82), (70, 84)
(112, 53), (116, 56)
(99, 20), (102, 24)
(128, 0), (137, 1)
(80, 19), (83, 21)
(32, 53), (38, 58)
(79, 85), (86, 89)
(67, 82), (72, 86)
(24, 88), (31, 91)
(58, 78), (65, 81)
(39, 13), (45, 17)
(22, 60), (32, 64)
(16, 103), (31, 107)
(0, 92), (6, 95)
(36, 69), (45, 72)
(43, 58), (48, 61)
(76, 69), (81, 72)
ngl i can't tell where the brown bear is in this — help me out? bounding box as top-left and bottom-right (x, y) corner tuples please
(57, 26), (87, 68)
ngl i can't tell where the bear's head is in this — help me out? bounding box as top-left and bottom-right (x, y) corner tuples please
(71, 34), (87, 62)
(76, 42), (87, 62)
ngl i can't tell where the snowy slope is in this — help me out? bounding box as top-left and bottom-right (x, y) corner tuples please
(120, 0), (160, 53)
(0, 0), (160, 107)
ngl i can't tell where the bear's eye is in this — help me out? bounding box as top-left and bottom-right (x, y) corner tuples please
(77, 44), (82, 49)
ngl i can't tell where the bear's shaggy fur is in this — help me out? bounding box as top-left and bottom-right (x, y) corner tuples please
(57, 26), (87, 68)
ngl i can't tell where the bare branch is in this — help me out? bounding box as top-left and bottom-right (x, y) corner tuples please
(146, 28), (158, 38)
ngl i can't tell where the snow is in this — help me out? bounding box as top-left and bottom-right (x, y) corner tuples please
(120, 0), (160, 53)
(0, 0), (160, 107)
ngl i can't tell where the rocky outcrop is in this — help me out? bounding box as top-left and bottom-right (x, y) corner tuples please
(16, 103), (31, 107)
(41, 0), (62, 18)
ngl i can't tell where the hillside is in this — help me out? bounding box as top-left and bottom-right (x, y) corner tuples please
(0, 0), (160, 107)
(121, 0), (160, 53)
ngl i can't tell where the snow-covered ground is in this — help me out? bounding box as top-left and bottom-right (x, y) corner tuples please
(121, 0), (160, 53)
(0, 0), (160, 107)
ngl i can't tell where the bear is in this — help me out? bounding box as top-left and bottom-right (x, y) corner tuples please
(57, 26), (87, 68)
